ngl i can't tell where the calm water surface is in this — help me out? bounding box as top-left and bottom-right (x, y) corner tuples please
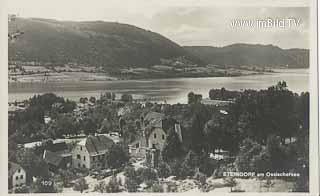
(9, 69), (309, 104)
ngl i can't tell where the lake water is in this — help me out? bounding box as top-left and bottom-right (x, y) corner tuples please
(8, 69), (309, 104)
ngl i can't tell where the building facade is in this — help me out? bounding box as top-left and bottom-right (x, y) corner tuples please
(72, 135), (114, 169)
(8, 162), (26, 189)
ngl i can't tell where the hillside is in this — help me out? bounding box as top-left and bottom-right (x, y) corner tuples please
(184, 44), (309, 68)
(8, 18), (203, 70)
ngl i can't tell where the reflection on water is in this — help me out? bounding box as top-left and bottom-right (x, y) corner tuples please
(9, 69), (309, 104)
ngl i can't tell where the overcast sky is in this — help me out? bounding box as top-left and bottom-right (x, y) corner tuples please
(8, 0), (309, 49)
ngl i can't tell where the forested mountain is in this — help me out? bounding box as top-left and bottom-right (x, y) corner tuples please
(8, 18), (203, 69)
(9, 18), (309, 70)
(184, 44), (309, 68)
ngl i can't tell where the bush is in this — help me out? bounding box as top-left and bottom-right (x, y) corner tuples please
(94, 181), (106, 193)
(105, 176), (122, 193)
(136, 167), (158, 187)
(124, 166), (139, 192)
(151, 183), (164, 192)
(14, 185), (29, 193)
(157, 161), (171, 178)
(73, 177), (88, 193)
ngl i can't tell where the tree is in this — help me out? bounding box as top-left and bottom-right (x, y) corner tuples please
(105, 143), (129, 169)
(136, 167), (158, 187)
(235, 138), (263, 172)
(124, 166), (139, 192)
(162, 128), (184, 162)
(59, 169), (74, 187)
(81, 117), (97, 136)
(177, 150), (199, 179)
(73, 177), (88, 193)
(54, 113), (79, 137)
(188, 92), (202, 104)
(89, 96), (96, 103)
(105, 175), (122, 193)
(189, 104), (210, 154)
(157, 161), (171, 178)
(121, 93), (133, 103)
(94, 181), (106, 193)
(79, 97), (88, 104)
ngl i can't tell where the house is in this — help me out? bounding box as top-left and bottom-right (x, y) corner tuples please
(72, 135), (114, 169)
(8, 162), (26, 189)
(129, 111), (182, 160)
(43, 141), (72, 172)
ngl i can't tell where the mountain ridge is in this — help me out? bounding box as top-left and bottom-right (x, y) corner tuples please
(183, 44), (309, 68)
(9, 17), (309, 69)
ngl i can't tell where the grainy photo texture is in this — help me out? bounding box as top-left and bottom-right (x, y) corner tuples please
(7, 1), (310, 193)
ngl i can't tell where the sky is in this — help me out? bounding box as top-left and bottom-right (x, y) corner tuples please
(7, 0), (310, 49)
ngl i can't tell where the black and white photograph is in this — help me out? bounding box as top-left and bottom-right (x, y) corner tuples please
(4, 0), (318, 194)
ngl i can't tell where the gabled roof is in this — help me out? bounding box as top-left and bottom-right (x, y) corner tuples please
(144, 112), (165, 123)
(79, 135), (114, 155)
(8, 162), (24, 177)
(47, 141), (69, 153)
(43, 150), (63, 167)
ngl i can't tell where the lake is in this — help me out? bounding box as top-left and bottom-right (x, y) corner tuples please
(8, 69), (309, 104)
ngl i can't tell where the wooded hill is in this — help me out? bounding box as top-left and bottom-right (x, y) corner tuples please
(184, 44), (309, 68)
(8, 18), (203, 70)
(9, 18), (309, 70)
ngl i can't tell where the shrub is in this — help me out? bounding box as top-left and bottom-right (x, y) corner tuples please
(73, 177), (88, 193)
(157, 161), (171, 178)
(151, 183), (164, 192)
(105, 176), (122, 193)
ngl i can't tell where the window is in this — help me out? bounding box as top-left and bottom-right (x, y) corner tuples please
(83, 156), (86, 161)
(154, 133), (157, 138)
(78, 163), (81, 168)
(162, 134), (165, 140)
(80, 146), (82, 151)
(93, 157), (95, 161)
(152, 144), (156, 149)
(136, 143), (139, 148)
(16, 176), (19, 180)
(20, 175), (23, 179)
(18, 169), (21, 173)
(77, 154), (81, 159)
(82, 164), (86, 168)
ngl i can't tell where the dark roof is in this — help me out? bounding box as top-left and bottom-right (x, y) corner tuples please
(43, 150), (63, 167)
(47, 141), (69, 153)
(8, 162), (23, 177)
(85, 135), (114, 155)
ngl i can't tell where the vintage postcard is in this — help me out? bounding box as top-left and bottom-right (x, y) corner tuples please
(2, 0), (318, 195)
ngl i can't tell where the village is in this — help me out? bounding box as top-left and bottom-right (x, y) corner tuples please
(8, 83), (309, 193)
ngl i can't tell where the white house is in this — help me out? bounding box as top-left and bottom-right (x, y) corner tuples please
(72, 135), (114, 169)
(129, 111), (182, 159)
(8, 162), (26, 189)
